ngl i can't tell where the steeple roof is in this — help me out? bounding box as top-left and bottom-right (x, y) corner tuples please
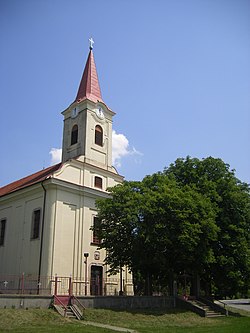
(74, 49), (103, 104)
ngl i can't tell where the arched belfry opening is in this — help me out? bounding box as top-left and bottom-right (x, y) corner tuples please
(71, 124), (78, 145)
(95, 125), (103, 146)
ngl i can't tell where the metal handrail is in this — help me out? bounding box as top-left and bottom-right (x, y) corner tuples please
(198, 297), (228, 316)
(71, 295), (85, 316)
(53, 295), (68, 317)
(214, 299), (227, 308)
(71, 295), (85, 309)
(70, 295), (85, 319)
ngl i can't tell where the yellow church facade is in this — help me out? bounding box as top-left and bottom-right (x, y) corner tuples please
(0, 43), (133, 296)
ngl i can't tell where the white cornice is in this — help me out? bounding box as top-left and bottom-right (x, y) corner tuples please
(0, 176), (111, 205)
(44, 178), (111, 199)
(63, 157), (124, 182)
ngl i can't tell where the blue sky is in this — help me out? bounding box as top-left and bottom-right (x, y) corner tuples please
(0, 0), (249, 186)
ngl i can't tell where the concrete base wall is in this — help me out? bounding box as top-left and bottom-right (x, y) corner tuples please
(0, 295), (52, 309)
(79, 296), (174, 309)
(0, 295), (174, 310)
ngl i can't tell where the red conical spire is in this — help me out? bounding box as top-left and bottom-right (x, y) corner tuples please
(74, 47), (103, 104)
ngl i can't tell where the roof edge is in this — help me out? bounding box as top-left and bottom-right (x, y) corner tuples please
(0, 163), (62, 198)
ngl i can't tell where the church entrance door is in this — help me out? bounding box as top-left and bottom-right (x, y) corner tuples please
(90, 265), (103, 296)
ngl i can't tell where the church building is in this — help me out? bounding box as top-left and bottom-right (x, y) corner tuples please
(0, 40), (133, 296)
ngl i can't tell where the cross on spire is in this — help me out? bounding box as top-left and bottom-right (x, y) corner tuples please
(89, 37), (94, 50)
(74, 40), (103, 103)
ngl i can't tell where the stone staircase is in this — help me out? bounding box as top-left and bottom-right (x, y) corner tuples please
(65, 305), (81, 319)
(53, 295), (85, 320)
(189, 299), (226, 318)
(176, 296), (228, 317)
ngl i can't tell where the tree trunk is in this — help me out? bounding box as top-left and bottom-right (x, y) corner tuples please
(168, 271), (174, 296)
(145, 272), (153, 295)
(190, 273), (200, 297)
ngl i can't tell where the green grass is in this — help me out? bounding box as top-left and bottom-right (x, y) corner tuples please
(0, 308), (249, 333)
(84, 308), (250, 333)
(0, 309), (113, 333)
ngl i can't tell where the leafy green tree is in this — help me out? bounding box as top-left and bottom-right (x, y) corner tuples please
(164, 156), (250, 297)
(137, 173), (218, 295)
(96, 173), (218, 295)
(95, 181), (141, 273)
(96, 156), (250, 297)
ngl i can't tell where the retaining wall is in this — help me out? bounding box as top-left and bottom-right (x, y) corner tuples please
(0, 295), (52, 309)
(0, 295), (174, 309)
(78, 296), (174, 309)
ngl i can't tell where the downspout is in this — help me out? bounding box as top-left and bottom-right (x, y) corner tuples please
(37, 180), (47, 294)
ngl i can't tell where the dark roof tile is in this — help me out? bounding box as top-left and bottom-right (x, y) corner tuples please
(0, 163), (62, 197)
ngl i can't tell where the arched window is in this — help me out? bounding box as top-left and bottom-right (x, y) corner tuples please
(31, 209), (41, 240)
(92, 216), (101, 245)
(95, 125), (103, 146)
(94, 176), (102, 189)
(0, 219), (6, 246)
(71, 124), (78, 145)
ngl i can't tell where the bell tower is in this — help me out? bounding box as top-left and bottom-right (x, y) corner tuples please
(61, 40), (114, 171)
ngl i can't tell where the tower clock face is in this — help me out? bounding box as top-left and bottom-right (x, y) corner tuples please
(95, 106), (105, 119)
(71, 106), (78, 118)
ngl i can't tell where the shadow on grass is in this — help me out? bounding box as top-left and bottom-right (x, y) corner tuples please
(85, 306), (250, 320)
(226, 307), (250, 317)
(89, 307), (190, 317)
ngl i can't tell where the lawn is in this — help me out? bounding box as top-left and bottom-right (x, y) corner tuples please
(0, 307), (249, 333)
(0, 308), (112, 333)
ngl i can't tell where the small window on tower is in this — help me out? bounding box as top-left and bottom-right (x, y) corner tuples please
(0, 219), (6, 246)
(31, 209), (41, 240)
(95, 125), (103, 146)
(94, 176), (103, 189)
(71, 125), (78, 145)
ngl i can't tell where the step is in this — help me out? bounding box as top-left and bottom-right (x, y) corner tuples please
(66, 310), (76, 316)
(66, 313), (77, 318)
(207, 313), (225, 318)
(70, 305), (83, 320)
(187, 299), (225, 318)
